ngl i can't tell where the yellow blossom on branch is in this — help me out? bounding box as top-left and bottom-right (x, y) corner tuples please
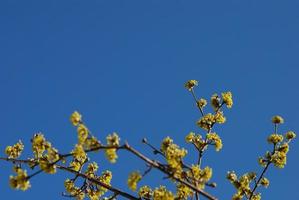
(5, 140), (24, 159)
(105, 133), (120, 163)
(153, 186), (174, 200)
(138, 185), (153, 199)
(184, 80), (198, 91)
(70, 111), (82, 126)
(72, 144), (87, 163)
(77, 124), (89, 145)
(31, 133), (51, 158)
(285, 131), (296, 140)
(9, 167), (31, 191)
(127, 171), (142, 191)
(222, 91), (233, 108)
(271, 115), (284, 124)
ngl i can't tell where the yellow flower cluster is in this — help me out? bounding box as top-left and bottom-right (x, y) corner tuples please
(206, 132), (223, 151)
(261, 130), (296, 168)
(153, 186), (174, 200)
(31, 133), (51, 158)
(70, 144), (87, 172)
(227, 171), (257, 199)
(77, 124), (89, 145)
(127, 171), (142, 191)
(271, 151), (287, 168)
(72, 144), (87, 163)
(267, 134), (283, 144)
(87, 189), (102, 200)
(96, 170), (113, 197)
(197, 113), (215, 130)
(175, 183), (194, 200)
(64, 170), (112, 200)
(222, 92), (233, 108)
(185, 132), (205, 150)
(31, 134), (60, 174)
(64, 179), (85, 200)
(161, 137), (187, 176)
(40, 146), (59, 174)
(138, 185), (153, 199)
(197, 112), (226, 130)
(187, 165), (213, 189)
(211, 92), (233, 110)
(85, 162), (99, 178)
(70, 111), (101, 150)
(105, 132), (120, 163)
(184, 80), (198, 91)
(9, 167), (31, 191)
(5, 140), (24, 159)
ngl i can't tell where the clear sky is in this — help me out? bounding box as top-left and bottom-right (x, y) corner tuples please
(0, 1), (298, 200)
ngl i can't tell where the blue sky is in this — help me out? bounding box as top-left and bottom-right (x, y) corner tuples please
(0, 1), (298, 199)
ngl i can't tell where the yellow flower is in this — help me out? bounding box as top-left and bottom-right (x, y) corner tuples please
(285, 131), (296, 140)
(214, 111), (226, 124)
(267, 134), (283, 144)
(70, 111), (82, 126)
(197, 98), (207, 109)
(72, 144), (87, 163)
(5, 140), (24, 159)
(64, 179), (84, 198)
(106, 132), (120, 146)
(105, 133), (120, 163)
(161, 137), (187, 173)
(39, 157), (57, 174)
(226, 171), (237, 182)
(45, 146), (60, 163)
(9, 167), (31, 191)
(222, 91), (233, 108)
(197, 113), (215, 130)
(87, 189), (101, 200)
(185, 132), (195, 143)
(232, 192), (243, 200)
(184, 80), (198, 91)
(85, 162), (99, 177)
(206, 132), (223, 151)
(271, 115), (284, 124)
(271, 151), (287, 168)
(251, 193), (261, 200)
(176, 184), (193, 200)
(153, 186), (174, 200)
(97, 170), (112, 196)
(138, 185), (153, 199)
(201, 166), (213, 182)
(31, 133), (51, 158)
(258, 157), (267, 167)
(70, 160), (81, 171)
(83, 136), (101, 150)
(211, 94), (221, 110)
(77, 124), (89, 144)
(105, 149), (118, 163)
(260, 177), (269, 188)
(127, 171), (142, 191)
(278, 143), (289, 153)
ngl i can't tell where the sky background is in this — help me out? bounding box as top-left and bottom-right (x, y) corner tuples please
(0, 1), (298, 199)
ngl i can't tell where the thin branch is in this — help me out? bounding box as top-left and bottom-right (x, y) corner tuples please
(191, 88), (204, 116)
(248, 162), (271, 200)
(57, 165), (140, 200)
(123, 142), (218, 200)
